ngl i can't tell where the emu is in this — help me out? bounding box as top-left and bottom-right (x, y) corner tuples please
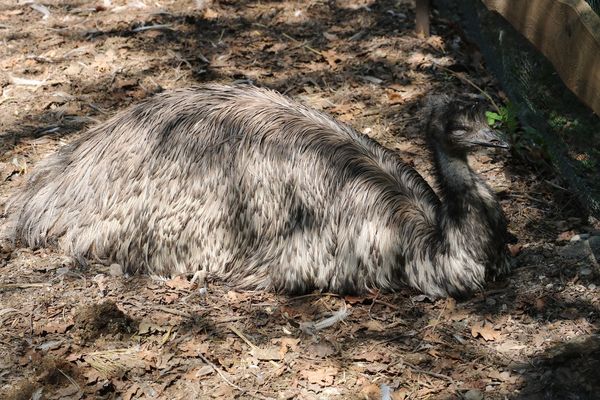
(7, 84), (510, 298)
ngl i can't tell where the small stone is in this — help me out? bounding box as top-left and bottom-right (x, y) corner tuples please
(580, 268), (592, 276)
(463, 389), (484, 400)
(485, 298), (497, 306)
(558, 241), (587, 259)
(109, 263), (124, 277)
(588, 236), (600, 259)
(545, 283), (554, 289)
(570, 233), (589, 241)
(588, 284), (597, 290)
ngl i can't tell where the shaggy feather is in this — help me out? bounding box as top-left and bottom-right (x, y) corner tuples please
(6, 84), (510, 298)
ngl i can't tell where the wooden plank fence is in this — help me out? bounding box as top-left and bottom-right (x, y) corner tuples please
(481, 0), (600, 115)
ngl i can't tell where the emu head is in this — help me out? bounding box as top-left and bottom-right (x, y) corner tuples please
(425, 95), (509, 154)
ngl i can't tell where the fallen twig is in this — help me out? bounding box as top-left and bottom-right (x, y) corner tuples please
(299, 303), (350, 334)
(228, 324), (258, 350)
(132, 24), (173, 33)
(584, 239), (600, 272)
(0, 282), (50, 290)
(373, 298), (400, 311)
(30, 3), (51, 19)
(398, 359), (457, 387)
(153, 305), (192, 318)
(544, 179), (568, 191)
(58, 368), (81, 392)
(252, 23), (323, 57)
(435, 64), (500, 112)
(281, 32), (322, 56)
(198, 353), (274, 400)
(422, 299), (448, 334)
(9, 75), (47, 87)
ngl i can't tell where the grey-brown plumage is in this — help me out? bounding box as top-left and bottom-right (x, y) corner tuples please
(6, 84), (510, 298)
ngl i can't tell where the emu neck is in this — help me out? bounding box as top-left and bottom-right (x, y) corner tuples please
(432, 146), (481, 218)
(430, 141), (503, 252)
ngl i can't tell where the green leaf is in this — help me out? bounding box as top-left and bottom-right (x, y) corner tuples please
(485, 111), (502, 126)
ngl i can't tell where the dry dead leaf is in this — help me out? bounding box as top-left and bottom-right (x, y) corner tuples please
(535, 297), (546, 311)
(55, 384), (80, 398)
(362, 319), (385, 332)
(508, 243), (522, 257)
(353, 350), (387, 362)
(183, 365), (214, 381)
(64, 64), (84, 76)
(387, 91), (404, 105)
(426, 35), (445, 51)
(203, 8), (218, 19)
(273, 337), (300, 352)
(226, 290), (252, 303)
(392, 387), (411, 399)
(423, 329), (444, 343)
(251, 346), (282, 361)
(34, 321), (73, 335)
(495, 340), (527, 353)
(448, 309), (470, 321)
(488, 369), (514, 382)
(93, 274), (109, 295)
(300, 93), (335, 110)
(165, 276), (193, 290)
(361, 383), (381, 400)
(82, 367), (104, 384)
(330, 103), (355, 116)
(267, 43), (288, 53)
(403, 352), (432, 365)
(300, 366), (338, 385)
(343, 295), (367, 304)
(162, 292), (179, 304)
(211, 383), (235, 398)
(307, 342), (336, 358)
(179, 339), (209, 357)
(323, 32), (338, 41)
(66, 353), (83, 362)
(557, 230), (576, 241)
(112, 77), (137, 91)
(471, 320), (501, 341)
(217, 356), (235, 369)
(445, 297), (457, 311)
(322, 49), (345, 69)
(407, 52), (429, 68)
(138, 319), (169, 334)
(123, 384), (141, 400)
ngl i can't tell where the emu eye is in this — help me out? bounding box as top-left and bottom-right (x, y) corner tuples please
(450, 127), (467, 136)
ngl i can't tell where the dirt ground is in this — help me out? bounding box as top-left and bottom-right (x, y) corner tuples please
(0, 1), (599, 399)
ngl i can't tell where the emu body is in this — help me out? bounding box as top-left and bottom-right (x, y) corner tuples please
(8, 85), (509, 298)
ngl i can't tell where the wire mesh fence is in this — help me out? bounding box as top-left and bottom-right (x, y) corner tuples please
(436, 0), (600, 218)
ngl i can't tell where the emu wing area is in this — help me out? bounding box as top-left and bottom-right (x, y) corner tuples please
(9, 85), (438, 294)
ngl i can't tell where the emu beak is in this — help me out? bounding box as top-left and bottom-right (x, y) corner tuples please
(470, 128), (510, 149)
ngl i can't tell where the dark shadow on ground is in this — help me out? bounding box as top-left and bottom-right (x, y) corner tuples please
(513, 333), (600, 400)
(1, 0), (599, 398)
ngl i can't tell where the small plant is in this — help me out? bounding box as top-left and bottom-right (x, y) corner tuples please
(485, 102), (549, 163)
(485, 102), (519, 141)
